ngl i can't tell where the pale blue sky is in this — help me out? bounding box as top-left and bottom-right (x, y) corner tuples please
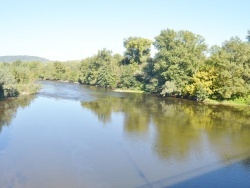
(0, 0), (249, 61)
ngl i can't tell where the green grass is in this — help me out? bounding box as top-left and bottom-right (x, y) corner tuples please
(113, 89), (144, 93)
(203, 98), (249, 107)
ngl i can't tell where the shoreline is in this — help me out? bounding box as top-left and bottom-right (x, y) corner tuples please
(113, 89), (144, 93)
(202, 98), (249, 107)
(24, 80), (250, 107)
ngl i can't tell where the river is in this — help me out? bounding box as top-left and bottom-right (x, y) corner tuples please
(0, 81), (250, 188)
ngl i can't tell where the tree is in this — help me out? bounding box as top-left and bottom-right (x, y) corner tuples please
(161, 81), (177, 96)
(64, 62), (80, 82)
(184, 68), (216, 100)
(208, 37), (250, 99)
(53, 62), (66, 80)
(118, 64), (141, 89)
(79, 49), (122, 87)
(140, 58), (160, 93)
(0, 68), (18, 99)
(97, 63), (117, 88)
(154, 29), (207, 95)
(10, 60), (38, 84)
(123, 37), (152, 64)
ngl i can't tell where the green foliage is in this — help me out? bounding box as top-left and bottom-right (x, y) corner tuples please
(97, 63), (117, 88)
(208, 37), (250, 99)
(0, 67), (16, 85)
(143, 78), (159, 93)
(0, 67), (18, 99)
(154, 29), (207, 95)
(123, 37), (152, 64)
(0, 61), (41, 100)
(118, 64), (141, 89)
(79, 49), (114, 86)
(10, 61), (41, 84)
(161, 81), (177, 96)
(53, 62), (66, 80)
(1, 28), (250, 103)
(39, 63), (55, 80)
(232, 96), (250, 105)
(65, 62), (80, 82)
(79, 49), (125, 88)
(184, 68), (216, 101)
(16, 83), (40, 95)
(39, 61), (80, 82)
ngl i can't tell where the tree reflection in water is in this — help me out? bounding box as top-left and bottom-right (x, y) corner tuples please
(0, 96), (35, 133)
(81, 95), (250, 162)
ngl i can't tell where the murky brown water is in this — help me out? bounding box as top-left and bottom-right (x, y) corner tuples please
(0, 81), (250, 188)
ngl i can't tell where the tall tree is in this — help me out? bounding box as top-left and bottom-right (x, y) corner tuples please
(208, 37), (250, 99)
(123, 37), (152, 64)
(153, 29), (207, 95)
(79, 49), (122, 87)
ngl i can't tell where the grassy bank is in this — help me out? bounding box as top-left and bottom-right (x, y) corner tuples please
(203, 98), (250, 107)
(16, 83), (41, 95)
(0, 83), (40, 101)
(113, 89), (144, 93)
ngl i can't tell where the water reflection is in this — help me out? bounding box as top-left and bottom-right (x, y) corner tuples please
(82, 95), (250, 162)
(82, 95), (151, 134)
(242, 157), (250, 169)
(1, 81), (250, 187)
(0, 96), (35, 133)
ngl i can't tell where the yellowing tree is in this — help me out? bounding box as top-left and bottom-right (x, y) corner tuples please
(185, 68), (216, 100)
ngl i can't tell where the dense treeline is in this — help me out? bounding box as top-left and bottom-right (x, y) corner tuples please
(0, 61), (40, 100)
(1, 28), (250, 103)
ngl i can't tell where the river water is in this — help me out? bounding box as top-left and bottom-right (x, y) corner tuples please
(0, 81), (250, 188)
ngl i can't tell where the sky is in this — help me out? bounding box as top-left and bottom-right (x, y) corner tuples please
(0, 0), (249, 61)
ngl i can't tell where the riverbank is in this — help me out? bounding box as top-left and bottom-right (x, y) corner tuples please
(203, 98), (250, 107)
(113, 89), (144, 93)
(0, 83), (40, 101)
(35, 80), (250, 107)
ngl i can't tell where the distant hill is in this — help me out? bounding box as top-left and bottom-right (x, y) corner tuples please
(0, 55), (50, 63)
